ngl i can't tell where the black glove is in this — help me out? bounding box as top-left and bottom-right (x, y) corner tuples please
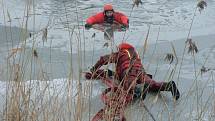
(85, 24), (92, 30)
(146, 73), (153, 79)
(121, 24), (128, 31)
(134, 86), (142, 99)
(107, 69), (115, 77)
(90, 66), (96, 72)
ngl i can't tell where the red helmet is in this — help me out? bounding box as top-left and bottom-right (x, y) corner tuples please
(104, 4), (113, 11)
(118, 42), (134, 50)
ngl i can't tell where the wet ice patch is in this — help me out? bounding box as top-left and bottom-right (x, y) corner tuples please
(207, 83), (215, 93)
(196, 47), (215, 68)
(0, 78), (104, 102)
(184, 110), (215, 121)
(0, 81), (6, 97)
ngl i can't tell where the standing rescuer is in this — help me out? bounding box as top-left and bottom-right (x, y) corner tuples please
(85, 4), (129, 30)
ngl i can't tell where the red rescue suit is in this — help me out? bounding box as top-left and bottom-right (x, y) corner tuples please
(86, 12), (129, 26)
(88, 43), (180, 121)
(91, 48), (168, 95)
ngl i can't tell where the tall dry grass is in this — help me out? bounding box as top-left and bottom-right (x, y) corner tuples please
(0, 0), (214, 121)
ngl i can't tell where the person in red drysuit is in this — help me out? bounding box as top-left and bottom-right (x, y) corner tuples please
(85, 4), (129, 30)
(85, 42), (180, 101)
(85, 42), (180, 121)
